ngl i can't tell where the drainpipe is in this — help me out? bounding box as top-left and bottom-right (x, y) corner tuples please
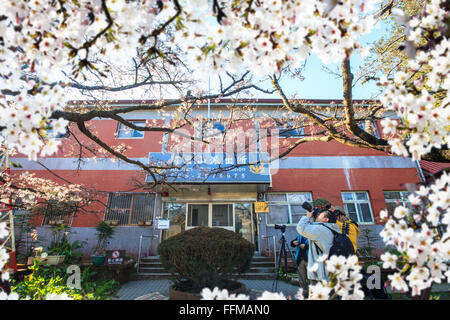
(208, 77), (211, 120)
(415, 160), (426, 183)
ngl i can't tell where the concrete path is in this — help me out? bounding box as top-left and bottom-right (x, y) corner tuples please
(115, 279), (450, 300)
(115, 279), (302, 300)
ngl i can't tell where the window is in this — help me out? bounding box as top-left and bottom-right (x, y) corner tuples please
(276, 120), (304, 138)
(199, 121), (226, 139)
(212, 204), (233, 227)
(265, 192), (312, 225)
(105, 193), (155, 225)
(47, 125), (70, 139)
(116, 121), (146, 138)
(187, 204), (209, 227)
(383, 191), (419, 215)
(357, 120), (380, 138)
(341, 192), (374, 224)
(41, 201), (77, 226)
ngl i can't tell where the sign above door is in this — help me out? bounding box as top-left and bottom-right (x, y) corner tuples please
(146, 152), (271, 184)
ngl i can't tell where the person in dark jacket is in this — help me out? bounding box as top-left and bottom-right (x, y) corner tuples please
(290, 234), (309, 294)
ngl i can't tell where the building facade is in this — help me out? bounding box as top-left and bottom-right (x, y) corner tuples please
(11, 99), (424, 259)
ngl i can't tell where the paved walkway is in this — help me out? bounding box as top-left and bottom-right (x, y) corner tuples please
(115, 279), (450, 300)
(116, 279), (302, 300)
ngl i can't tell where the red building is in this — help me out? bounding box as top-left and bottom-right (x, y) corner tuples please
(11, 99), (423, 258)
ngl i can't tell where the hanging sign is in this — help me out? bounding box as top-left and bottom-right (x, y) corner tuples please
(254, 202), (269, 213)
(156, 219), (170, 230)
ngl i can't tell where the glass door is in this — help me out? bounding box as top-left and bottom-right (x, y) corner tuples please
(234, 203), (253, 243)
(161, 203), (186, 240)
(211, 203), (234, 231)
(186, 204), (209, 230)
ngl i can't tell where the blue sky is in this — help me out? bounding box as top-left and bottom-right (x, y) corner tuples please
(250, 20), (391, 100)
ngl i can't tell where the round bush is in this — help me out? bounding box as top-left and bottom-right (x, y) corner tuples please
(158, 227), (255, 293)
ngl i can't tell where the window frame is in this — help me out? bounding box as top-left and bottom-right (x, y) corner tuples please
(383, 190), (413, 214)
(41, 200), (77, 227)
(341, 191), (375, 225)
(357, 120), (380, 139)
(104, 192), (156, 226)
(275, 120), (305, 138)
(116, 120), (146, 139)
(47, 125), (70, 139)
(265, 192), (313, 226)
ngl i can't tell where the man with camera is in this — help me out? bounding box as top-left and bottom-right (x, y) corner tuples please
(296, 203), (341, 285)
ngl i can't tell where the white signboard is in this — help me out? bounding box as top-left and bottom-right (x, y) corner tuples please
(156, 219), (170, 230)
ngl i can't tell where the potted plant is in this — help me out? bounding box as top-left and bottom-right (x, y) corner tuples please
(92, 221), (116, 265)
(43, 224), (70, 265)
(138, 220), (145, 226)
(144, 220), (152, 226)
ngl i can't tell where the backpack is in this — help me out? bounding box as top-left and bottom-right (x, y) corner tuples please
(316, 223), (355, 258)
(342, 219), (359, 236)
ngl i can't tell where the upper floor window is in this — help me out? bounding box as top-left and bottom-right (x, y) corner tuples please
(276, 120), (305, 138)
(199, 121), (226, 139)
(341, 191), (374, 224)
(47, 125), (70, 139)
(116, 121), (146, 138)
(357, 120), (380, 139)
(383, 191), (419, 215)
(105, 193), (155, 225)
(41, 201), (77, 226)
(265, 192), (312, 225)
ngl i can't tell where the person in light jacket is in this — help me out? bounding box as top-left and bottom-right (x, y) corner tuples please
(296, 208), (341, 284)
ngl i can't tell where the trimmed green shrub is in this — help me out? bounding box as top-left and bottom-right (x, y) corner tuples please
(158, 227), (255, 293)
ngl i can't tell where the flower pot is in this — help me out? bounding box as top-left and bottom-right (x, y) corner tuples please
(145, 221), (152, 226)
(111, 220), (119, 226)
(42, 255), (65, 265)
(27, 257), (35, 266)
(138, 221), (145, 226)
(169, 281), (246, 300)
(92, 255), (106, 265)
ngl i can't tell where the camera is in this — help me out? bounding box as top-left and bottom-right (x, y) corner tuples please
(301, 201), (331, 220)
(274, 224), (286, 233)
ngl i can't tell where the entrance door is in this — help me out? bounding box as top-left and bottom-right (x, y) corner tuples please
(186, 204), (209, 230)
(162, 202), (257, 246)
(186, 203), (234, 231)
(234, 203), (253, 243)
(211, 203), (234, 231)
(161, 203), (187, 240)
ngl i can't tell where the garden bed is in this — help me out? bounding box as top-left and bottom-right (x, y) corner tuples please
(79, 260), (135, 284)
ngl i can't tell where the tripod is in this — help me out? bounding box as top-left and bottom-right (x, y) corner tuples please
(271, 227), (296, 292)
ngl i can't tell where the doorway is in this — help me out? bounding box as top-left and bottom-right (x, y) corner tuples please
(161, 202), (257, 246)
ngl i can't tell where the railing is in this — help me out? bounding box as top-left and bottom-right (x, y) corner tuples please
(137, 234), (159, 273)
(261, 235), (276, 269)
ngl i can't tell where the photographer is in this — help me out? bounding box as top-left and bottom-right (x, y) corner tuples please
(296, 208), (341, 284)
(290, 234), (309, 294)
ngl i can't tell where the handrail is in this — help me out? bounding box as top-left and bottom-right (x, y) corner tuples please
(262, 235), (276, 269)
(137, 234), (159, 273)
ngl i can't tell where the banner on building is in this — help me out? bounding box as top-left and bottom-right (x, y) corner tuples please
(146, 152), (271, 184)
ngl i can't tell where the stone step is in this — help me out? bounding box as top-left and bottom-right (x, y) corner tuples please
(131, 273), (172, 280)
(137, 267), (170, 273)
(135, 255), (276, 279)
(131, 272), (277, 281)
